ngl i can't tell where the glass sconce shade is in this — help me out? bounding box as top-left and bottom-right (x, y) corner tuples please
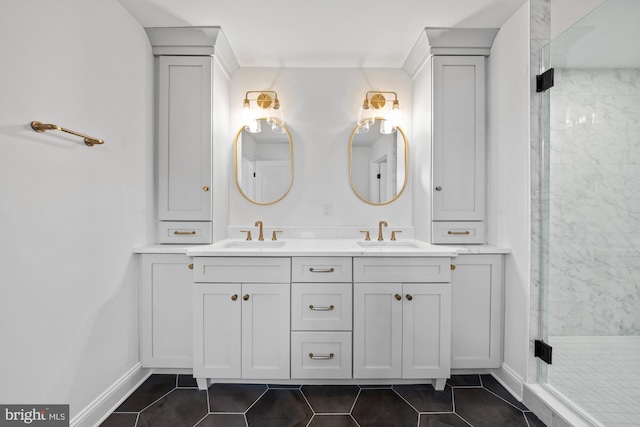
(356, 120), (370, 134)
(245, 119), (261, 133)
(379, 119), (396, 134)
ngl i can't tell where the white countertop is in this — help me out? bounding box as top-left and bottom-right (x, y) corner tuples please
(184, 239), (459, 257)
(134, 241), (511, 256)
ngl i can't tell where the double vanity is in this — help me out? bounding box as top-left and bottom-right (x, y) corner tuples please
(136, 234), (507, 392)
(137, 27), (508, 393)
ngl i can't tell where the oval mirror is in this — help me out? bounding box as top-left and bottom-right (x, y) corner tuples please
(349, 119), (408, 205)
(234, 118), (293, 205)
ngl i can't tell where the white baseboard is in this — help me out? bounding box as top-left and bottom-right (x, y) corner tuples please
(491, 363), (525, 400)
(70, 363), (151, 427)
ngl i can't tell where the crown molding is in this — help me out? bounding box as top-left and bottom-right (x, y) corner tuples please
(403, 27), (499, 79)
(144, 26), (239, 77)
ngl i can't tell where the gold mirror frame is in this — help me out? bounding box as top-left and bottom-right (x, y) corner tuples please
(349, 119), (408, 206)
(234, 118), (293, 206)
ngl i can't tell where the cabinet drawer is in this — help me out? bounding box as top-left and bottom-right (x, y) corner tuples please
(292, 257), (352, 282)
(431, 221), (485, 244)
(194, 257), (291, 283)
(291, 283), (352, 331)
(291, 332), (352, 379)
(354, 257), (450, 283)
(158, 221), (212, 244)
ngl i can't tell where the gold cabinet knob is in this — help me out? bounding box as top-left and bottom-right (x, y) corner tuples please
(243, 294), (249, 301)
(202, 186), (209, 192)
(395, 294), (402, 301)
(406, 294), (413, 301)
(451, 264), (456, 270)
(231, 294), (238, 301)
(188, 263), (194, 270)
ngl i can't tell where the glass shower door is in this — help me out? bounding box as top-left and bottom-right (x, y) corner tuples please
(539, 1), (640, 426)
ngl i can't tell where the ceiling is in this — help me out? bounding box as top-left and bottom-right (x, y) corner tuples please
(117, 0), (527, 68)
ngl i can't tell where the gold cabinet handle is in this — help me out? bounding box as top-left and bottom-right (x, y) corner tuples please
(309, 353), (334, 360)
(309, 267), (335, 273)
(451, 264), (456, 270)
(406, 294), (413, 301)
(231, 294), (238, 301)
(202, 186), (209, 192)
(174, 230), (196, 235)
(395, 294), (402, 301)
(309, 304), (334, 311)
(243, 294), (249, 301)
(188, 263), (194, 270)
(448, 230), (470, 235)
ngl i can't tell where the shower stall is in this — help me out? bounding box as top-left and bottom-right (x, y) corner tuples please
(539, 1), (640, 426)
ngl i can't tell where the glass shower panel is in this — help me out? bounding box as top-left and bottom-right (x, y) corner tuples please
(540, 1), (640, 426)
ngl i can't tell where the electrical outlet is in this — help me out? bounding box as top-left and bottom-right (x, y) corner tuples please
(322, 203), (332, 216)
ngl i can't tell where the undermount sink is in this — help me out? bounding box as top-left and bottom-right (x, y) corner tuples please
(357, 241), (421, 249)
(222, 241), (286, 248)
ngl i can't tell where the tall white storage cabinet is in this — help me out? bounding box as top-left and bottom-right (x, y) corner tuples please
(406, 28), (498, 244)
(146, 27), (237, 244)
(158, 57), (212, 223)
(431, 56), (486, 244)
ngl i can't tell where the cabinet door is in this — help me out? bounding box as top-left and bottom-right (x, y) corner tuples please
(402, 283), (451, 379)
(242, 283), (290, 379)
(432, 55), (485, 221)
(451, 255), (503, 368)
(158, 56), (212, 221)
(140, 254), (193, 368)
(353, 283), (402, 378)
(193, 283), (242, 378)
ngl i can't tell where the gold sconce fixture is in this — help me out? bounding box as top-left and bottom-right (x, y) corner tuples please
(242, 90), (285, 134)
(356, 91), (402, 135)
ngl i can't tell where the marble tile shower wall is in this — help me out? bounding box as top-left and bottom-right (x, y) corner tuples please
(549, 68), (640, 336)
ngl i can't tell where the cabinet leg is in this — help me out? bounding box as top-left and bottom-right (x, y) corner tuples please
(433, 378), (447, 391)
(196, 377), (211, 390)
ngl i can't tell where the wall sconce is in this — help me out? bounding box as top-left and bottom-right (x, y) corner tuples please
(242, 90), (285, 134)
(356, 91), (402, 134)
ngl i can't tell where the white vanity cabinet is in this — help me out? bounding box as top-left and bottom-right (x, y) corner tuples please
(450, 254), (504, 369)
(193, 258), (291, 382)
(430, 56), (486, 244)
(353, 257), (451, 390)
(290, 257), (353, 379)
(139, 254), (193, 368)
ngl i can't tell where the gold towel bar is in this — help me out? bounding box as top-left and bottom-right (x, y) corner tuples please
(31, 121), (104, 146)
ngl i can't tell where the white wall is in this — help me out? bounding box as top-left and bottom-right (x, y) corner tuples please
(228, 68), (412, 231)
(0, 0), (153, 419)
(487, 2), (531, 389)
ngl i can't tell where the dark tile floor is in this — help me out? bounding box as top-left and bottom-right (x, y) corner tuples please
(100, 374), (546, 427)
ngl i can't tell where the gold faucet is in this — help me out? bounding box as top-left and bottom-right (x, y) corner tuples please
(255, 221), (264, 241)
(378, 221), (388, 241)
